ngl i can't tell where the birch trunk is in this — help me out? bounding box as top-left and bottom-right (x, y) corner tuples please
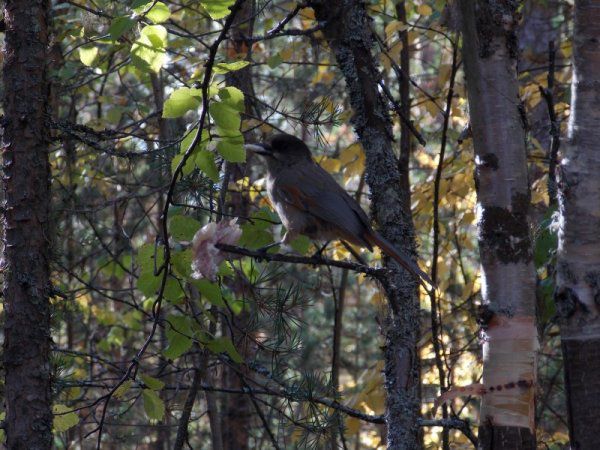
(459, 1), (538, 448)
(556, 1), (600, 448)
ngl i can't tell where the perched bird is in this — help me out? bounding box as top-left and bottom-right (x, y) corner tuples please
(245, 133), (433, 288)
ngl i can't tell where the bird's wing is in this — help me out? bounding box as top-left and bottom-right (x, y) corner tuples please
(275, 162), (373, 249)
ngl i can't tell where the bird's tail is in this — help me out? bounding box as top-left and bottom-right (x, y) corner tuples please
(366, 231), (434, 290)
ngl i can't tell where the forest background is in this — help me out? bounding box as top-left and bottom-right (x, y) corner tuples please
(1, 0), (598, 449)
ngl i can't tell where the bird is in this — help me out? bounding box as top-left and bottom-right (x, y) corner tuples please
(244, 133), (433, 288)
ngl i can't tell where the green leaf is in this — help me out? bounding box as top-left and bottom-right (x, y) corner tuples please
(250, 208), (278, 230)
(239, 218), (273, 250)
(131, 25), (167, 73)
(53, 404), (79, 432)
(163, 331), (193, 359)
(216, 139), (246, 163)
(137, 272), (162, 297)
(169, 215), (201, 241)
(228, 298), (245, 315)
(217, 260), (234, 277)
(210, 101), (241, 131)
(141, 374), (165, 391)
(141, 24), (168, 47)
(171, 153), (196, 176)
(164, 314), (193, 359)
(131, 0), (152, 8)
(206, 337), (243, 363)
(124, 310), (142, 331)
(79, 46), (99, 67)
(137, 243), (164, 274)
(534, 210), (558, 267)
(142, 389), (165, 421)
(196, 149), (220, 182)
(218, 86), (245, 112)
(172, 249), (193, 278)
(163, 87), (202, 118)
(163, 276), (185, 304)
(538, 277), (556, 325)
(180, 128), (209, 154)
(108, 16), (136, 40)
(267, 53), (283, 69)
(290, 235), (311, 255)
(106, 106), (124, 124)
(106, 327), (124, 346)
(202, 0), (236, 20)
(113, 380), (133, 399)
(213, 60), (251, 74)
(145, 2), (171, 23)
(194, 279), (225, 307)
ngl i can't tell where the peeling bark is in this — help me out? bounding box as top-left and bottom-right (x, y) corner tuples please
(1, 0), (53, 448)
(459, 1), (538, 449)
(556, 1), (600, 448)
(309, 1), (422, 447)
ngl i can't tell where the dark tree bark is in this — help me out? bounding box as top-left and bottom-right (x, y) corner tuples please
(221, 1), (257, 449)
(459, 1), (538, 449)
(309, 1), (422, 447)
(556, 1), (600, 449)
(1, 0), (53, 448)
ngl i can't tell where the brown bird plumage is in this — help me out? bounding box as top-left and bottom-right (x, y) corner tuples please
(245, 133), (433, 288)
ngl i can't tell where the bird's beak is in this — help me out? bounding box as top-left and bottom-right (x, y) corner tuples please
(244, 143), (272, 156)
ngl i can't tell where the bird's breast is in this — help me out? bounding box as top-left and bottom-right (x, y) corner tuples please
(266, 174), (319, 238)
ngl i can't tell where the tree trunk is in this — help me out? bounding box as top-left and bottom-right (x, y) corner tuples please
(459, 2), (538, 449)
(556, 1), (600, 448)
(221, 1), (257, 448)
(310, 1), (422, 447)
(2, 0), (53, 448)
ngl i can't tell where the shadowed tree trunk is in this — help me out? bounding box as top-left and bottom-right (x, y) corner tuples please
(221, 1), (257, 448)
(1, 0), (53, 448)
(555, 1), (600, 448)
(459, 1), (538, 449)
(309, 1), (422, 447)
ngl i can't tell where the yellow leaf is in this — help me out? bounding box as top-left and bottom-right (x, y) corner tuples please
(415, 149), (436, 169)
(384, 20), (407, 41)
(338, 109), (354, 122)
(299, 7), (315, 20)
(531, 176), (549, 205)
(561, 41), (572, 58)
(387, 40), (403, 66)
(339, 143), (362, 165)
(53, 405), (79, 432)
(438, 64), (451, 88)
(346, 416), (360, 435)
(280, 46), (294, 60)
(342, 143), (365, 178)
(417, 4), (433, 16)
(312, 65), (335, 84)
(460, 211), (475, 226)
(425, 99), (439, 118)
(79, 46), (99, 67)
(318, 156), (341, 173)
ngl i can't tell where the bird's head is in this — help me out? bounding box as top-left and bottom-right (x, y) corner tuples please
(245, 133), (313, 170)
